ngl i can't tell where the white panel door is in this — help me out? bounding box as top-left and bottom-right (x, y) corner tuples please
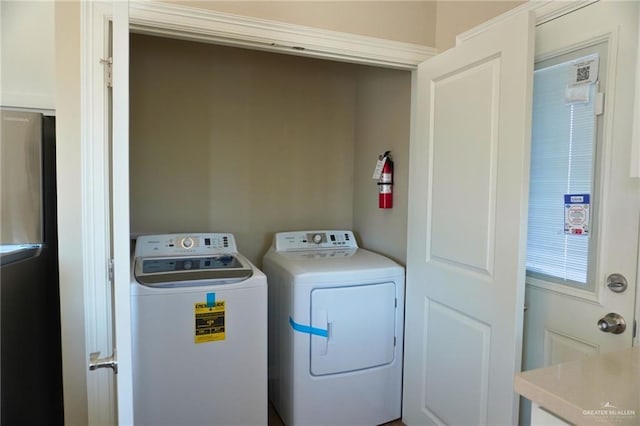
(403, 11), (534, 426)
(522, 2), (639, 422)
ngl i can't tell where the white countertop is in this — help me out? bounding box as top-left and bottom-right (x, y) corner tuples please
(515, 347), (640, 425)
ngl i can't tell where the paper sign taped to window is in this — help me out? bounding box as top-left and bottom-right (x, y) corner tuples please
(568, 55), (599, 87)
(564, 194), (590, 235)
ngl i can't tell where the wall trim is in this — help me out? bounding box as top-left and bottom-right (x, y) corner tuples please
(129, 0), (437, 70)
(456, 0), (599, 46)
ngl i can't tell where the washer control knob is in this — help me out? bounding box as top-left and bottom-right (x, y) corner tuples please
(182, 237), (194, 249)
(312, 234), (323, 244)
(183, 260), (193, 270)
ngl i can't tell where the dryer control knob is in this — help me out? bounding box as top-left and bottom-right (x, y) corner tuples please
(312, 234), (323, 244)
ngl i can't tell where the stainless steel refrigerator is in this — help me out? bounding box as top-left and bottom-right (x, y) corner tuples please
(0, 109), (63, 424)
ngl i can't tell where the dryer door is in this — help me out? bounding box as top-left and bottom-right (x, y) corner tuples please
(310, 282), (396, 376)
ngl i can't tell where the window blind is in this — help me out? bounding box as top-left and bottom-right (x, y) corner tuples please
(526, 57), (597, 285)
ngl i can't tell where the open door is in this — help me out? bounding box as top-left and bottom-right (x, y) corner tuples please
(111, 2), (134, 423)
(403, 11), (534, 426)
(83, 1), (133, 424)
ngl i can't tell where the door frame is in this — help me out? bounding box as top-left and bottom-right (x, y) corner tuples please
(81, 2), (116, 424)
(127, 1), (437, 70)
(79, 0), (617, 423)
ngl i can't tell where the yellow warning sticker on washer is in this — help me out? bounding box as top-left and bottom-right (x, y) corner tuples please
(194, 300), (225, 343)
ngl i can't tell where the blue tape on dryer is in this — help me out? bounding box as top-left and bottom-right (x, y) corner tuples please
(289, 317), (328, 337)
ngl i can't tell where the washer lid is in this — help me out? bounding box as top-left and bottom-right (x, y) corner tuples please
(134, 254), (253, 287)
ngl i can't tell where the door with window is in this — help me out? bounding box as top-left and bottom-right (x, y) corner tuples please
(404, 2), (639, 425)
(523, 0), (639, 416)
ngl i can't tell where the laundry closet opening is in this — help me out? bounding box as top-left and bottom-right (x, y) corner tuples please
(129, 34), (411, 266)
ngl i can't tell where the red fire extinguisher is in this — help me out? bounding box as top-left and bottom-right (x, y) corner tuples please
(378, 151), (393, 209)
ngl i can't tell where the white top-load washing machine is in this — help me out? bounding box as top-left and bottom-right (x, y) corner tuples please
(131, 233), (267, 426)
(263, 230), (405, 426)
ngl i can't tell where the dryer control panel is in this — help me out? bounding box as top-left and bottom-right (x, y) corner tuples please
(274, 230), (358, 252)
(135, 233), (238, 257)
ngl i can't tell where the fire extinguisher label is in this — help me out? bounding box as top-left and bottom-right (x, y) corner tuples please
(379, 184), (393, 194)
(372, 157), (387, 180)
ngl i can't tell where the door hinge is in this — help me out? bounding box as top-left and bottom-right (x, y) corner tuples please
(89, 350), (118, 374)
(633, 319), (637, 339)
(108, 258), (114, 283)
(394, 336), (396, 346)
(395, 298), (397, 308)
(100, 57), (113, 88)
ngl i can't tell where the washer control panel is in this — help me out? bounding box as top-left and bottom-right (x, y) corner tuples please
(135, 233), (237, 257)
(274, 230), (358, 252)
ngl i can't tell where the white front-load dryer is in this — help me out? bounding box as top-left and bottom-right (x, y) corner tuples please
(263, 230), (405, 426)
(131, 233), (267, 426)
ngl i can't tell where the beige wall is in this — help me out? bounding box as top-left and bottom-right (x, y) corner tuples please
(54, 1), (88, 425)
(163, 0), (437, 46)
(435, 1), (525, 51)
(130, 34), (412, 266)
(353, 67), (411, 264)
(162, 1), (525, 52)
(1, 0), (55, 109)
(130, 35), (361, 265)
